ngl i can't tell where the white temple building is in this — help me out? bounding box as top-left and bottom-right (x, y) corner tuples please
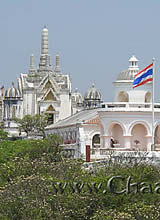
(45, 55), (160, 159)
(1, 26), (101, 136)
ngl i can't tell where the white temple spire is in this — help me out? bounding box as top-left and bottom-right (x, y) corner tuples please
(39, 26), (52, 71)
(54, 53), (61, 72)
(41, 25), (48, 55)
(29, 54), (35, 71)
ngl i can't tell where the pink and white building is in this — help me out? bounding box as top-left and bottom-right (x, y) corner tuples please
(46, 56), (160, 159)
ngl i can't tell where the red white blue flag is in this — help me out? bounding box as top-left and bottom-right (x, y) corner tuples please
(133, 63), (153, 88)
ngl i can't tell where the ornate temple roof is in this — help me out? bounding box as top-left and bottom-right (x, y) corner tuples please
(5, 82), (21, 98)
(72, 88), (83, 104)
(84, 83), (102, 100)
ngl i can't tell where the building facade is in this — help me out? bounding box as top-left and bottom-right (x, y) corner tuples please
(45, 56), (160, 159)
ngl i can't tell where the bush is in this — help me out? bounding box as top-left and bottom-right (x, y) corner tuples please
(0, 137), (160, 219)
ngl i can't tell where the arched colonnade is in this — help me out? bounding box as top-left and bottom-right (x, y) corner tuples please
(92, 120), (160, 151)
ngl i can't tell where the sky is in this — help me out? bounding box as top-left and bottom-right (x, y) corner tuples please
(1, 0), (160, 101)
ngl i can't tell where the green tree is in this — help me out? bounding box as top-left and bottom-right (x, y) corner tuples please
(15, 114), (49, 138)
(15, 115), (35, 136)
(33, 114), (49, 138)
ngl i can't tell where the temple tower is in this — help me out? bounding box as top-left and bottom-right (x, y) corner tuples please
(39, 25), (52, 71)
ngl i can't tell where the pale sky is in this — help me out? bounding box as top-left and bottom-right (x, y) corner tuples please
(1, 0), (160, 101)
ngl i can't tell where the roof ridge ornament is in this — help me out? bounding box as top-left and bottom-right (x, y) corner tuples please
(54, 53), (61, 73)
(29, 54), (35, 72)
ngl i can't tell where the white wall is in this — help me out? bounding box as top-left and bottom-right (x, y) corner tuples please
(113, 82), (152, 103)
(59, 92), (71, 120)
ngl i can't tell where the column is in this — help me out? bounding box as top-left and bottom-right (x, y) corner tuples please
(146, 135), (152, 151)
(101, 135), (112, 148)
(123, 135), (132, 149)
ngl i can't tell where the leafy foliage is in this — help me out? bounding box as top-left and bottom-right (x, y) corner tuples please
(15, 114), (48, 137)
(0, 137), (160, 219)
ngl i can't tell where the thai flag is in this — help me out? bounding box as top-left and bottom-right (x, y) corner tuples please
(133, 63), (153, 88)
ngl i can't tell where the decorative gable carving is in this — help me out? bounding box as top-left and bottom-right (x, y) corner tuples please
(39, 74), (59, 94)
(44, 80), (55, 91)
(44, 90), (56, 101)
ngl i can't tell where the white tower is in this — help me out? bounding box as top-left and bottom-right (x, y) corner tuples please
(128, 55), (139, 77)
(29, 54), (35, 73)
(41, 25), (48, 55)
(39, 26), (51, 71)
(113, 55), (152, 103)
(54, 54), (61, 73)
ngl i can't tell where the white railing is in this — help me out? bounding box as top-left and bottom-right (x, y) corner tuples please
(91, 146), (147, 156)
(100, 102), (160, 112)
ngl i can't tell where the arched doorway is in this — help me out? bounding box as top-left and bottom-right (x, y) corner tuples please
(117, 91), (129, 102)
(131, 124), (147, 150)
(154, 125), (160, 145)
(110, 124), (124, 147)
(46, 105), (56, 124)
(92, 134), (100, 148)
(92, 134), (100, 155)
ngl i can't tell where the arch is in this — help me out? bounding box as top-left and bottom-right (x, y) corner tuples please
(111, 124), (124, 147)
(92, 134), (100, 148)
(131, 124), (147, 150)
(128, 121), (150, 136)
(107, 121), (126, 147)
(47, 113), (55, 124)
(154, 123), (160, 144)
(107, 121), (126, 136)
(145, 92), (151, 103)
(116, 91), (129, 102)
(46, 105), (56, 124)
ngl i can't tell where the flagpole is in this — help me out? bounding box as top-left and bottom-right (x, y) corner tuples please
(152, 58), (155, 149)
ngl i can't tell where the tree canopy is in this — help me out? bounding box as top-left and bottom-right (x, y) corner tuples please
(15, 114), (49, 137)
